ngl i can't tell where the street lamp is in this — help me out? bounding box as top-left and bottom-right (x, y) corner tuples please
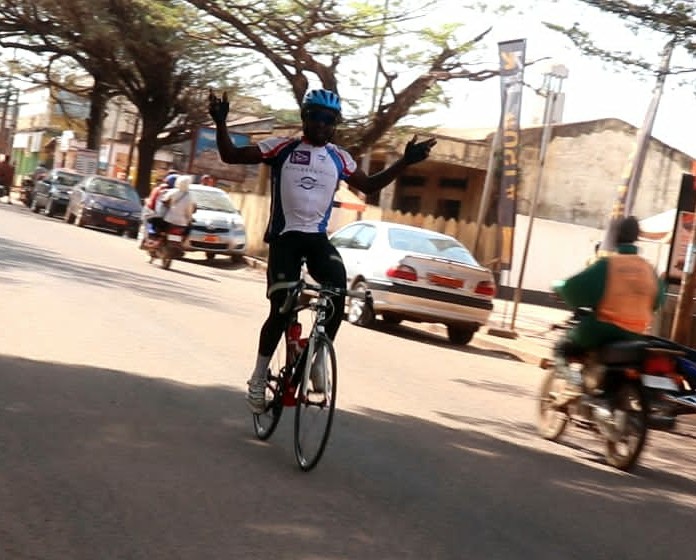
(509, 63), (569, 332)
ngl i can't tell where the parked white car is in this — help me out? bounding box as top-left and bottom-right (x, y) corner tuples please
(186, 184), (247, 261)
(330, 220), (496, 345)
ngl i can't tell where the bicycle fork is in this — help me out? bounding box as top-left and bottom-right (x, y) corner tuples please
(299, 305), (328, 402)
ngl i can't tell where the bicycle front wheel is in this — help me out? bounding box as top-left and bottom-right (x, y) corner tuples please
(294, 335), (337, 471)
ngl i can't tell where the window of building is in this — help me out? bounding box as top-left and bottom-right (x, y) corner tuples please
(436, 199), (461, 220)
(397, 195), (421, 214)
(400, 175), (426, 187)
(439, 177), (468, 189)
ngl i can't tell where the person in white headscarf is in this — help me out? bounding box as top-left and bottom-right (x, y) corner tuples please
(160, 174), (196, 237)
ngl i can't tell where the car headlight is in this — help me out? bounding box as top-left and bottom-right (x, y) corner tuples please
(87, 200), (104, 210)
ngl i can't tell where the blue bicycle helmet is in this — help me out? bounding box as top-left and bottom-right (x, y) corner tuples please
(301, 89), (342, 114)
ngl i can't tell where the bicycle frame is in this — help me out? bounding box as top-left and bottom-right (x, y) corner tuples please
(281, 281), (338, 403)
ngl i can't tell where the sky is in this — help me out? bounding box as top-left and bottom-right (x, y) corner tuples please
(255, 0), (695, 158)
(409, 0), (696, 157)
(2, 1), (693, 157)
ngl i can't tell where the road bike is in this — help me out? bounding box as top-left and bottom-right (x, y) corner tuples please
(252, 278), (372, 471)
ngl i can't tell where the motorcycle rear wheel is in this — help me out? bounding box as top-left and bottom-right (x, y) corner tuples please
(538, 368), (569, 441)
(161, 245), (173, 270)
(604, 380), (648, 471)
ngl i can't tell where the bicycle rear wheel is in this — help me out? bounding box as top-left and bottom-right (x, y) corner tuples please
(294, 335), (337, 471)
(252, 336), (290, 440)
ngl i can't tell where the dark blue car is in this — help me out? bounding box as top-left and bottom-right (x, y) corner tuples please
(64, 175), (142, 238)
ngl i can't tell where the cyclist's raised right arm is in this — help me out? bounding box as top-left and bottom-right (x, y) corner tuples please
(209, 89), (263, 165)
(214, 124), (263, 164)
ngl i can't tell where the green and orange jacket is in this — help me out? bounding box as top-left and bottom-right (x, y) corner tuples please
(552, 243), (666, 348)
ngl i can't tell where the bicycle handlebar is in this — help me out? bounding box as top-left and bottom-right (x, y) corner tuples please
(279, 279), (372, 315)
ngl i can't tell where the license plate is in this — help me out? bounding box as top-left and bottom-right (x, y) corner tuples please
(204, 234), (219, 243)
(641, 374), (680, 391)
(167, 234), (183, 242)
(427, 273), (464, 289)
(105, 216), (127, 225)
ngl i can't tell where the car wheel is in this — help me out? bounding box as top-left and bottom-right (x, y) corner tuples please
(127, 229), (138, 239)
(447, 325), (476, 346)
(45, 198), (54, 217)
(206, 252), (216, 262)
(347, 280), (375, 327)
(30, 197), (40, 213)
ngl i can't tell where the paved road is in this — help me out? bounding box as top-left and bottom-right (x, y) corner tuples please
(1, 202), (696, 560)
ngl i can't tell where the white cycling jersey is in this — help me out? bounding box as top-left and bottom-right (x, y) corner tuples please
(258, 137), (357, 238)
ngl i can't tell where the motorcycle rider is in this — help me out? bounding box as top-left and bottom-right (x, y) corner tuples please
(553, 215), (666, 397)
(142, 172), (178, 244)
(159, 174), (196, 240)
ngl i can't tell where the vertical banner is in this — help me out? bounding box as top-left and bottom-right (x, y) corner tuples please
(497, 39), (526, 270)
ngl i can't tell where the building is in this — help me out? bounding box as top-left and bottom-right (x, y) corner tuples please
(11, 86), (177, 187)
(227, 116), (693, 280)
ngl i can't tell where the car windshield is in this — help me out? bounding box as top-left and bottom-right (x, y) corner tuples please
(89, 179), (141, 204)
(190, 189), (238, 213)
(388, 228), (480, 266)
(54, 172), (83, 187)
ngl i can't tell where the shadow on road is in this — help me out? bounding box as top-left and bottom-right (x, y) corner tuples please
(0, 237), (222, 310)
(373, 320), (524, 362)
(1, 354), (695, 559)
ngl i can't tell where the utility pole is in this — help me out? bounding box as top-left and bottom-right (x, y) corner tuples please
(509, 64), (568, 332)
(670, 167), (696, 344)
(356, 0), (390, 220)
(600, 37), (675, 252)
(472, 117), (502, 259)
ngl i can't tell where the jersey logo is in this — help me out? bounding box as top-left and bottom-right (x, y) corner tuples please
(298, 176), (318, 190)
(290, 150), (311, 165)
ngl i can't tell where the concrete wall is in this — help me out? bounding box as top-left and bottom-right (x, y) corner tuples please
(517, 119), (692, 228)
(504, 214), (667, 294)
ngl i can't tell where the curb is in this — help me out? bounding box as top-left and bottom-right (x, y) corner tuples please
(474, 332), (548, 367)
(242, 255), (268, 270)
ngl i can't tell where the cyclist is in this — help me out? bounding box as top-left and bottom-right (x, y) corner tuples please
(209, 88), (437, 412)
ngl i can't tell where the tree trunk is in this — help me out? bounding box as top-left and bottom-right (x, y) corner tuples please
(85, 81), (110, 151)
(134, 118), (159, 200)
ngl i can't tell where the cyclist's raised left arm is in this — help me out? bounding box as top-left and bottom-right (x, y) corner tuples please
(346, 136), (436, 195)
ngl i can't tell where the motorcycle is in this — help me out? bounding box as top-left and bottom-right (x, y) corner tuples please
(538, 308), (694, 471)
(19, 178), (34, 206)
(141, 221), (186, 270)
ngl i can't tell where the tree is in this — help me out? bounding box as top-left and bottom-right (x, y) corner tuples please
(544, 1), (696, 73)
(184, 0), (524, 156)
(0, 0), (236, 197)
